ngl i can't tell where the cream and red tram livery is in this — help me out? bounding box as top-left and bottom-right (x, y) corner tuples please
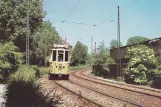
(48, 44), (71, 80)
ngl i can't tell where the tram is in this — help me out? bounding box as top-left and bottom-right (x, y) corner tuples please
(48, 44), (71, 80)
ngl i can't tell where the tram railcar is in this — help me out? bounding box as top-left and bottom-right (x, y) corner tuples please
(48, 44), (71, 80)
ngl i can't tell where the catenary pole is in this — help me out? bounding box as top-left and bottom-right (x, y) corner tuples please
(117, 6), (121, 77)
(26, 9), (29, 65)
(118, 6), (121, 77)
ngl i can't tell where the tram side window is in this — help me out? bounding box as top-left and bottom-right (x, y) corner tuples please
(65, 51), (68, 62)
(52, 50), (56, 61)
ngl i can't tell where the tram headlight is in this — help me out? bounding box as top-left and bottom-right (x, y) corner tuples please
(59, 64), (62, 68)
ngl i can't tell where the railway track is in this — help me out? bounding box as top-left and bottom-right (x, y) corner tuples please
(53, 80), (103, 107)
(70, 70), (161, 107)
(45, 70), (161, 107)
(54, 79), (138, 107)
(80, 70), (161, 98)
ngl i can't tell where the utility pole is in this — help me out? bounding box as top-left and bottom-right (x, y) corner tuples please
(119, 6), (121, 77)
(91, 36), (93, 54)
(117, 6), (121, 77)
(26, 10), (29, 65)
(45, 39), (47, 67)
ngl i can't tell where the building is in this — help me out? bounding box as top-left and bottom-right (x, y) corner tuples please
(109, 37), (161, 78)
(58, 37), (73, 49)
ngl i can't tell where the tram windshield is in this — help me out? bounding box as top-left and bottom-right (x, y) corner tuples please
(52, 50), (69, 62)
(58, 50), (63, 62)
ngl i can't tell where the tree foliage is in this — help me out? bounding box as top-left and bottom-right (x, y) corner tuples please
(93, 41), (108, 65)
(93, 42), (115, 66)
(126, 36), (149, 46)
(33, 21), (59, 65)
(110, 39), (123, 49)
(123, 45), (160, 84)
(0, 0), (45, 51)
(0, 42), (23, 82)
(92, 41), (115, 77)
(0, 0), (60, 65)
(86, 53), (92, 65)
(70, 41), (88, 66)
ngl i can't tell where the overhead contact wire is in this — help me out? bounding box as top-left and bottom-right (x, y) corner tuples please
(61, 0), (81, 31)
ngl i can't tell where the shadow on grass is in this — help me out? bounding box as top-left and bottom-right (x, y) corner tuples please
(4, 65), (64, 107)
(4, 81), (64, 107)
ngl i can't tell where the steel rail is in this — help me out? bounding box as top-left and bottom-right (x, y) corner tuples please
(53, 80), (103, 107)
(79, 70), (161, 99)
(69, 72), (145, 107)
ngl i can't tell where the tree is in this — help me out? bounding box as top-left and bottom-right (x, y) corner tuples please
(92, 42), (115, 66)
(86, 53), (92, 65)
(0, 42), (23, 82)
(126, 36), (149, 45)
(33, 21), (59, 66)
(123, 45), (158, 84)
(0, 0), (61, 65)
(0, 0), (45, 65)
(110, 39), (123, 49)
(92, 41), (115, 77)
(0, 0), (45, 51)
(70, 41), (88, 66)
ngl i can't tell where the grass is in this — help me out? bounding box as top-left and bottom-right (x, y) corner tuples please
(5, 65), (57, 107)
(69, 65), (91, 71)
(39, 67), (49, 76)
(38, 65), (92, 76)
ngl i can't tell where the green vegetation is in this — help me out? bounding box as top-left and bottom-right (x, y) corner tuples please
(123, 45), (157, 84)
(38, 65), (91, 76)
(0, 0), (64, 105)
(0, 0), (59, 80)
(5, 65), (58, 107)
(126, 36), (149, 45)
(91, 40), (161, 89)
(92, 41), (115, 78)
(0, 0), (45, 50)
(39, 67), (49, 76)
(0, 0), (59, 66)
(34, 21), (59, 66)
(70, 41), (88, 66)
(69, 65), (91, 71)
(110, 39), (123, 49)
(0, 42), (23, 82)
(123, 45), (161, 88)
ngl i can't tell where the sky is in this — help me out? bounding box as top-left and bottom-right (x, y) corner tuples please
(43, 0), (161, 52)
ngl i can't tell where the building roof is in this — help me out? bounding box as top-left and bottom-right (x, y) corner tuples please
(59, 38), (73, 48)
(110, 37), (161, 50)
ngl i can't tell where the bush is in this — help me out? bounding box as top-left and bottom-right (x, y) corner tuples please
(92, 41), (115, 78)
(32, 65), (41, 78)
(0, 42), (23, 82)
(39, 67), (49, 76)
(92, 65), (109, 78)
(123, 45), (158, 84)
(4, 65), (57, 107)
(151, 66), (161, 89)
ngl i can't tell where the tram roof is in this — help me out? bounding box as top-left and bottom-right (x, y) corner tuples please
(51, 48), (70, 51)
